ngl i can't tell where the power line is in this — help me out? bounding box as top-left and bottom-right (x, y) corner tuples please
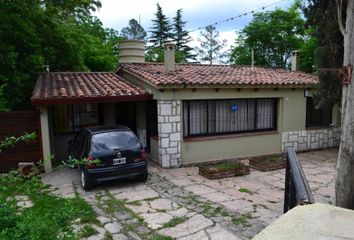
(188, 0), (288, 33)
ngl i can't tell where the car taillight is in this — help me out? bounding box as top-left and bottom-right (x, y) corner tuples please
(140, 148), (147, 161)
(85, 155), (96, 169)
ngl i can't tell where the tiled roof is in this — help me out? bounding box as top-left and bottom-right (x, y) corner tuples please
(31, 72), (151, 105)
(120, 63), (318, 87)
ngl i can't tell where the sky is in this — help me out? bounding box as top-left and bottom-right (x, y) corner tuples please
(93, 0), (293, 49)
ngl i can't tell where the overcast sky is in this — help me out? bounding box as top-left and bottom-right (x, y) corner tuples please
(93, 0), (293, 49)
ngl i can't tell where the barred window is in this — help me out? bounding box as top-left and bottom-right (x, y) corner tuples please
(183, 99), (277, 137)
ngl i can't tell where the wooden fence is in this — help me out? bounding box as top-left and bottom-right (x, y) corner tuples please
(0, 111), (42, 173)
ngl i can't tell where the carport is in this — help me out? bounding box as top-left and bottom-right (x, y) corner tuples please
(31, 72), (153, 172)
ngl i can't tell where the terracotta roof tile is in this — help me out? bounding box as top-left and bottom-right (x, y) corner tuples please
(31, 72), (150, 105)
(120, 63), (318, 87)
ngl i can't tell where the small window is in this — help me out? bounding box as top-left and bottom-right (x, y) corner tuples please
(183, 98), (277, 137)
(306, 97), (332, 128)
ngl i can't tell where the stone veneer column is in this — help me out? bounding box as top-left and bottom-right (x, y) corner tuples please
(157, 100), (181, 168)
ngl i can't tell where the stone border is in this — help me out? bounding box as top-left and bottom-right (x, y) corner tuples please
(282, 127), (341, 152)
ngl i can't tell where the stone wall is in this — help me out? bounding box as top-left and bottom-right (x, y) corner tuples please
(157, 100), (181, 167)
(282, 127), (341, 152)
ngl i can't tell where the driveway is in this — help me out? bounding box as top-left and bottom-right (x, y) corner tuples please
(42, 148), (338, 240)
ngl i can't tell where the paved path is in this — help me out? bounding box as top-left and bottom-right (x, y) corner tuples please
(42, 148), (338, 240)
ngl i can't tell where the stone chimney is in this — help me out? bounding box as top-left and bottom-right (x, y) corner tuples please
(119, 40), (145, 63)
(291, 50), (300, 71)
(164, 43), (176, 72)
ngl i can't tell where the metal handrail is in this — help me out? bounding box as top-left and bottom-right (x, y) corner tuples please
(283, 147), (315, 213)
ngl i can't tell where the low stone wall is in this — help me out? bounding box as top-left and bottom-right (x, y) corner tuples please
(157, 100), (181, 167)
(282, 127), (341, 152)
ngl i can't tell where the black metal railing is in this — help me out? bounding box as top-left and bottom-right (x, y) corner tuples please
(283, 147), (315, 213)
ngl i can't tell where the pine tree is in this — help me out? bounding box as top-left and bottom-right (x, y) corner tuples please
(121, 19), (146, 40)
(172, 9), (194, 62)
(149, 3), (172, 48)
(195, 25), (227, 64)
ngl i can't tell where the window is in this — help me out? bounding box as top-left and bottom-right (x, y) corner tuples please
(54, 103), (98, 133)
(306, 97), (332, 128)
(183, 99), (277, 137)
(73, 104), (98, 131)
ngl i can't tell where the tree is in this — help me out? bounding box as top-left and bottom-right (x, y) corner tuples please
(230, 2), (305, 69)
(121, 19), (147, 40)
(172, 9), (194, 62)
(335, 0), (354, 209)
(149, 3), (172, 48)
(302, 0), (344, 108)
(0, 0), (120, 111)
(195, 25), (227, 64)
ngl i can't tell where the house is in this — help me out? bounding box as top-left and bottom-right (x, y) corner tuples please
(31, 40), (341, 172)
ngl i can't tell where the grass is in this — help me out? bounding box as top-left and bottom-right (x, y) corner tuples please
(149, 234), (173, 240)
(104, 231), (113, 240)
(231, 213), (253, 227)
(162, 217), (187, 228)
(0, 173), (98, 240)
(97, 193), (174, 240)
(209, 161), (243, 172)
(127, 200), (142, 206)
(78, 225), (98, 238)
(239, 188), (253, 195)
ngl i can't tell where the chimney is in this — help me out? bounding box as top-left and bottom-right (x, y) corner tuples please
(291, 50), (300, 71)
(118, 40), (145, 63)
(164, 43), (175, 72)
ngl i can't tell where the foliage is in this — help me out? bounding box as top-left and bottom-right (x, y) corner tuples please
(146, 3), (173, 62)
(0, 132), (36, 152)
(149, 3), (172, 48)
(172, 9), (195, 62)
(121, 19), (147, 40)
(302, 0), (344, 107)
(230, 2), (305, 69)
(0, 169), (97, 240)
(195, 25), (228, 64)
(145, 47), (165, 63)
(0, 0), (121, 111)
(78, 225), (98, 238)
(0, 84), (9, 112)
(63, 156), (101, 168)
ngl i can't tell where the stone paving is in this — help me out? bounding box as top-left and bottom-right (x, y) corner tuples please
(42, 148), (338, 240)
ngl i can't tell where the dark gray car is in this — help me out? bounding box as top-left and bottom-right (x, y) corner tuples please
(68, 125), (148, 190)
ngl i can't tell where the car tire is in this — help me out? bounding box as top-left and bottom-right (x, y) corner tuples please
(137, 170), (148, 182)
(81, 169), (94, 191)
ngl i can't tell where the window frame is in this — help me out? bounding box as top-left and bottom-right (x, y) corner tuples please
(183, 98), (278, 138)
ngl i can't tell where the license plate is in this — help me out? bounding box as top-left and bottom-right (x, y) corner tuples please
(113, 157), (126, 165)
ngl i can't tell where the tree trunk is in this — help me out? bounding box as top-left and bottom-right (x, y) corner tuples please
(335, 0), (354, 208)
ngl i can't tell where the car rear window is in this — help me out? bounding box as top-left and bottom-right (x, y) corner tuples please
(91, 131), (140, 152)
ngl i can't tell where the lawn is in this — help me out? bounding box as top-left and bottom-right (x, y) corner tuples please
(0, 171), (98, 240)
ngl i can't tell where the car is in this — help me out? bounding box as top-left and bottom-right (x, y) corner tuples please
(68, 125), (148, 190)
